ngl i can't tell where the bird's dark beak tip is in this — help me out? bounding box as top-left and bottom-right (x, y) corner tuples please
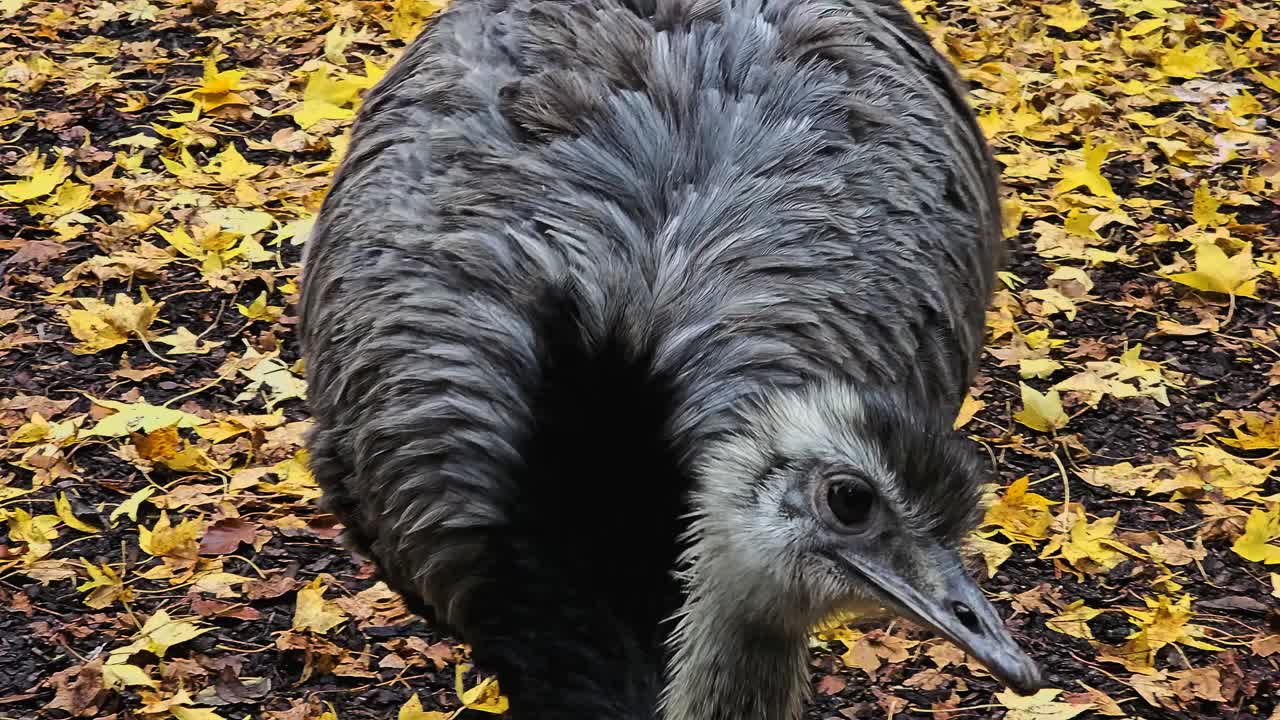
(995, 658), (1044, 696)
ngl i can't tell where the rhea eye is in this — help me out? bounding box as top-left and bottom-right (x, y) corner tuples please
(825, 478), (875, 528)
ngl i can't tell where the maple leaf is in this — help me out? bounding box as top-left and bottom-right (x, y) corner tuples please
(455, 664), (511, 715)
(82, 397), (207, 438)
(237, 352), (307, 409)
(1043, 1), (1089, 32)
(179, 59), (251, 112)
(1041, 509), (1137, 575)
(965, 535), (1012, 576)
(1046, 600), (1103, 639)
(952, 393), (984, 429)
(1191, 182), (1229, 227)
(1160, 43), (1222, 79)
(1053, 139), (1116, 198)
(155, 326), (223, 355)
(292, 576), (348, 634)
(208, 144), (264, 183)
(1231, 505), (1280, 564)
(1222, 414), (1280, 450)
(3, 508), (60, 563)
(996, 689), (1091, 720)
(398, 694), (450, 720)
(54, 492), (98, 533)
(388, 0), (450, 40)
(63, 290), (161, 355)
(291, 67), (362, 129)
(258, 450), (321, 500)
(1014, 382), (1069, 432)
(1144, 536), (1206, 567)
(981, 475), (1058, 545)
(1165, 240), (1261, 298)
(138, 511), (203, 562)
(1078, 461), (1167, 496)
(109, 486), (156, 526)
(77, 560), (133, 609)
(0, 150), (72, 202)
(1172, 445), (1269, 501)
(1054, 344), (1178, 408)
(109, 609), (210, 661)
(1113, 595), (1224, 672)
(237, 291), (284, 322)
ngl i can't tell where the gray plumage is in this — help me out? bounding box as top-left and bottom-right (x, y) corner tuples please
(299, 0), (1038, 717)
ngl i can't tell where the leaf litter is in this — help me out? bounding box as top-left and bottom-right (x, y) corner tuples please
(1, 0), (1278, 719)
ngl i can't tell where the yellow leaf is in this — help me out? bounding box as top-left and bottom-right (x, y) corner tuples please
(965, 535), (1012, 576)
(4, 508), (59, 562)
(981, 475), (1058, 545)
(207, 144), (263, 182)
(202, 207), (276, 237)
(389, 0), (450, 40)
(179, 60), (251, 112)
(291, 67), (363, 129)
(102, 660), (156, 689)
(1114, 595), (1224, 672)
(1054, 139), (1115, 198)
(0, 151), (72, 202)
(63, 290), (161, 355)
(292, 576), (348, 634)
(237, 291), (283, 322)
(27, 180), (94, 217)
(54, 493), (99, 533)
(1165, 241), (1260, 298)
(454, 664), (510, 714)
(1014, 382), (1068, 433)
(1027, 288), (1078, 321)
(155, 326), (223, 355)
(1192, 182), (1226, 226)
(1232, 505), (1280, 564)
(238, 355), (307, 409)
(952, 394), (984, 430)
(11, 412), (52, 444)
(192, 572), (253, 598)
(109, 610), (209, 661)
(398, 694), (450, 720)
(997, 688), (1091, 720)
(1252, 71), (1280, 94)
(1042, 510), (1136, 574)
(1, 0), (27, 17)
(1160, 43), (1222, 79)
(324, 23), (355, 64)
(138, 512), (202, 560)
(1043, 1), (1089, 32)
(1019, 357), (1063, 380)
(1047, 600), (1102, 639)
(83, 397), (207, 438)
(1054, 344), (1178, 408)
(110, 487), (155, 526)
(78, 560), (133, 609)
(1227, 91), (1263, 117)
(156, 225), (207, 260)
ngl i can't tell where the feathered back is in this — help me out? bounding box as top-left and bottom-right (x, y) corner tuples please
(298, 0), (1001, 712)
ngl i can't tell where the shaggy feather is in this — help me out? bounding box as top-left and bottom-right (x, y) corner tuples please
(299, 0), (1002, 716)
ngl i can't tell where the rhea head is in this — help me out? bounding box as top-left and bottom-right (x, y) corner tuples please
(681, 381), (1042, 694)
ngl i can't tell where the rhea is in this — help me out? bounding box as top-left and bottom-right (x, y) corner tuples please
(298, 0), (1042, 716)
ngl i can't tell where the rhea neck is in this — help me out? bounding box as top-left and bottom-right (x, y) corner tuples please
(660, 529), (814, 720)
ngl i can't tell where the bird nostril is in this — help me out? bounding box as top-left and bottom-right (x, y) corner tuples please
(952, 601), (980, 632)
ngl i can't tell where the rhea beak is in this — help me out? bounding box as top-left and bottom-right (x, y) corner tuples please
(834, 543), (1042, 694)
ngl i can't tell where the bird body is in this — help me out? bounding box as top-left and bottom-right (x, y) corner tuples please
(299, 0), (1039, 717)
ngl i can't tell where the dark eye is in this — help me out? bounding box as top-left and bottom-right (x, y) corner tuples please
(825, 478), (875, 528)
